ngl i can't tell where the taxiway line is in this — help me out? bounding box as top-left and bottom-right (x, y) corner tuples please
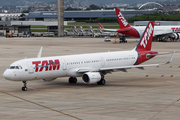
(0, 90), (82, 120)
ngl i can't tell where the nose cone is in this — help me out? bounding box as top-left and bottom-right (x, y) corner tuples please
(3, 70), (12, 80)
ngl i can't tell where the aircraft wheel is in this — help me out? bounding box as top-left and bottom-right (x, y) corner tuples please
(97, 79), (106, 85)
(22, 81), (28, 91)
(101, 79), (106, 85)
(97, 81), (101, 85)
(73, 77), (77, 83)
(69, 77), (77, 83)
(22, 87), (28, 91)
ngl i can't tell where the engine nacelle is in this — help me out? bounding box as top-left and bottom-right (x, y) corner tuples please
(82, 72), (101, 84)
(171, 33), (180, 40)
(42, 78), (57, 82)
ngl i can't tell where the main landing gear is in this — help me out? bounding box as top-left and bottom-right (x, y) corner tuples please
(68, 76), (106, 85)
(97, 79), (106, 85)
(97, 75), (106, 85)
(119, 36), (127, 43)
(22, 81), (28, 91)
(69, 77), (77, 84)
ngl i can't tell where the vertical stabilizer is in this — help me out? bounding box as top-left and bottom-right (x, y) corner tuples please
(136, 22), (155, 51)
(115, 8), (130, 29)
(98, 22), (104, 30)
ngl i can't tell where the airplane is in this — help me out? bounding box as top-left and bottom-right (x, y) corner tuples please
(99, 8), (180, 42)
(3, 22), (174, 91)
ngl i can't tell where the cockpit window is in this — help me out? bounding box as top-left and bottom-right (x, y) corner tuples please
(8, 66), (23, 69)
(9, 66), (15, 69)
(19, 66), (23, 69)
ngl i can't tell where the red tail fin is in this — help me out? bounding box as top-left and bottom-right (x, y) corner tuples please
(98, 22), (104, 30)
(136, 22), (155, 51)
(115, 8), (130, 29)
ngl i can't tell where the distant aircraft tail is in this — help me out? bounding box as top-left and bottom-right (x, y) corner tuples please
(135, 21), (155, 51)
(98, 22), (104, 30)
(115, 8), (130, 29)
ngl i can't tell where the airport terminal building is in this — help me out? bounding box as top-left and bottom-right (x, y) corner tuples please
(23, 9), (154, 21)
(0, 9), (154, 36)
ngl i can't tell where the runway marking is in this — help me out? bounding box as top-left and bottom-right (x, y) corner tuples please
(0, 90), (82, 120)
(71, 107), (177, 115)
(167, 81), (180, 85)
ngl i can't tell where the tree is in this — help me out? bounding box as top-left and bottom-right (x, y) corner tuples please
(86, 4), (101, 10)
(20, 13), (26, 17)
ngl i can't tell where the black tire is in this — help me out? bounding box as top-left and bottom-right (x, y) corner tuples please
(69, 77), (73, 83)
(22, 87), (28, 91)
(101, 79), (106, 85)
(73, 77), (77, 83)
(97, 79), (106, 85)
(69, 77), (77, 83)
(97, 81), (101, 85)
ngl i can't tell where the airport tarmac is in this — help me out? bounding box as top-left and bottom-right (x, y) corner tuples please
(0, 36), (180, 120)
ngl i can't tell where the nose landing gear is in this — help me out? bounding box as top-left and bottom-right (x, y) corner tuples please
(22, 81), (28, 91)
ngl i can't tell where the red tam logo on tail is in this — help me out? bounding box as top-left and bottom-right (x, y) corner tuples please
(140, 23), (154, 48)
(136, 22), (155, 51)
(117, 12), (128, 27)
(115, 8), (130, 29)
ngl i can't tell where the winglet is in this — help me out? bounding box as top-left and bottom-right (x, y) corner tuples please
(37, 47), (43, 58)
(166, 51), (175, 64)
(98, 22), (104, 30)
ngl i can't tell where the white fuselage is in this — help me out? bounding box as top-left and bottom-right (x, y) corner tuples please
(4, 50), (138, 81)
(134, 25), (178, 37)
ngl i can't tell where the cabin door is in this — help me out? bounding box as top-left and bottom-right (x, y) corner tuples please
(27, 61), (34, 74)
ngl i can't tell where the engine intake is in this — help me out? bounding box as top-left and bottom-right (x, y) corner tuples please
(82, 72), (101, 84)
(172, 33), (180, 40)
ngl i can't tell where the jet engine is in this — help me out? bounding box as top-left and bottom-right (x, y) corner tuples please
(42, 78), (57, 82)
(171, 33), (180, 40)
(82, 72), (101, 84)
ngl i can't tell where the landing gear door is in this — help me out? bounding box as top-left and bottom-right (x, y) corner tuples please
(27, 61), (34, 74)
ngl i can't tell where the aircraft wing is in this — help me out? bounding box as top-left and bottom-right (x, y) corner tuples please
(100, 63), (160, 72)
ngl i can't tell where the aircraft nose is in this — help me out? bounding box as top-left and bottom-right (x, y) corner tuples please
(3, 70), (12, 80)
